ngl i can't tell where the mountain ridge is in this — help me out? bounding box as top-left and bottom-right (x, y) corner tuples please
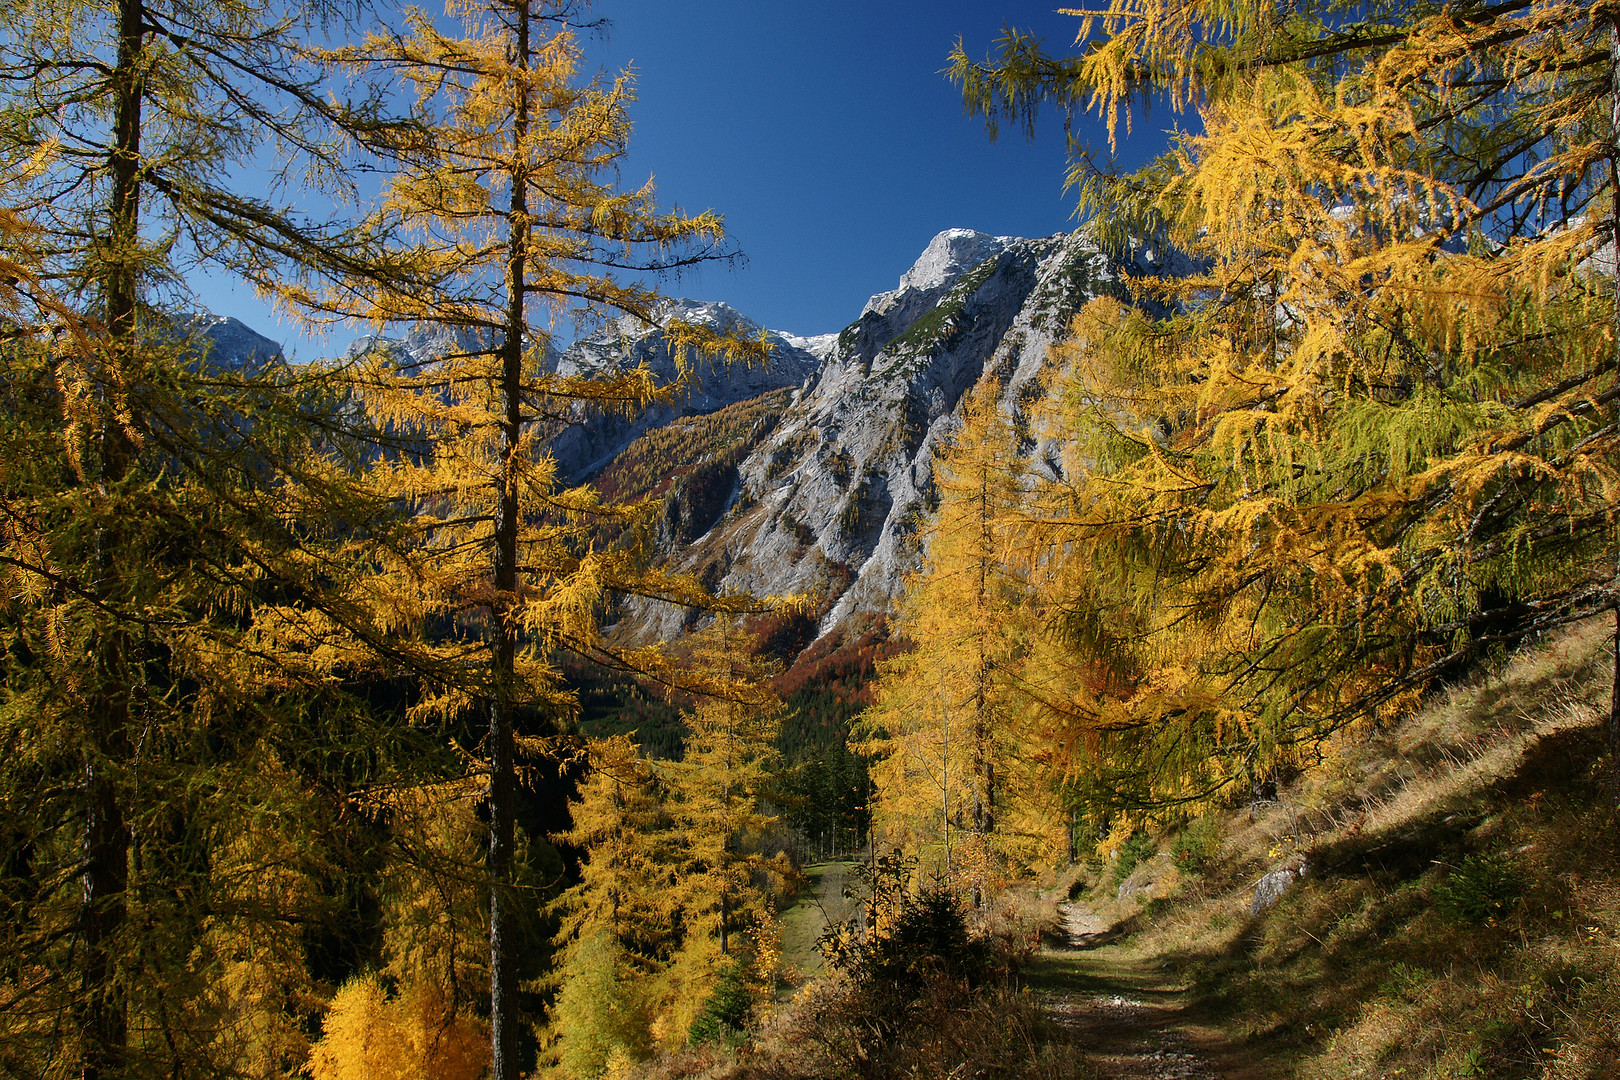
(593, 225), (1188, 645)
(205, 226), (1183, 648)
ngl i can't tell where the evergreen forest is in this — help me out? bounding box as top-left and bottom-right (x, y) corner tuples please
(3, 1), (1620, 1079)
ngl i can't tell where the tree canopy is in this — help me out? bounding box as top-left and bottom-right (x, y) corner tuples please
(921, 0), (1620, 815)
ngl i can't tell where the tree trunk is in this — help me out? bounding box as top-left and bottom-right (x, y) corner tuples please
(1610, 601), (1618, 808)
(81, 0), (146, 1074)
(489, 5), (531, 1077)
(1610, 17), (1620, 811)
(940, 686), (951, 880)
(971, 470), (992, 908)
(107, 0), (143, 346)
(79, 730), (128, 1080)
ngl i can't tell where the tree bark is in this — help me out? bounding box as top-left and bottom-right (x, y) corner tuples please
(79, 731), (128, 1080)
(80, 0), (145, 1074)
(1610, 601), (1618, 808)
(489, 5), (531, 1077)
(1610, 16), (1620, 811)
(107, 0), (143, 346)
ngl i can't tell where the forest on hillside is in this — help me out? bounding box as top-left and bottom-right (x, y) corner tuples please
(2, 1), (1618, 1079)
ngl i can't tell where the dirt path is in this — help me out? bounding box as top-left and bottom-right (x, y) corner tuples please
(1029, 902), (1274, 1080)
(779, 861), (861, 979)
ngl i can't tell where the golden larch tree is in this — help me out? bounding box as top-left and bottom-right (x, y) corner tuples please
(298, 2), (769, 1074)
(857, 384), (1033, 899)
(1, 0), (432, 1074)
(950, 0), (1620, 809)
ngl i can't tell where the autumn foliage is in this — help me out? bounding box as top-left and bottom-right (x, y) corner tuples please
(862, 0), (1620, 864)
(4, 0), (1619, 1078)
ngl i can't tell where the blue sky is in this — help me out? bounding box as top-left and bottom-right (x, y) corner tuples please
(196, 2), (1166, 359)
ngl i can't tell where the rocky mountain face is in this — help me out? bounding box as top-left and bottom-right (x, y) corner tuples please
(180, 315), (287, 372)
(217, 226), (1177, 651)
(545, 299), (823, 484)
(601, 226), (1185, 644)
(339, 300), (822, 486)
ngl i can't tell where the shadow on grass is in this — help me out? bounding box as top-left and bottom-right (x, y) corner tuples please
(1023, 948), (1184, 1000)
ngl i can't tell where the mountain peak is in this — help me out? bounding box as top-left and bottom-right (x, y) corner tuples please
(177, 314), (286, 372)
(655, 297), (760, 335)
(861, 229), (1019, 321)
(896, 228), (1017, 294)
(900, 228), (1010, 293)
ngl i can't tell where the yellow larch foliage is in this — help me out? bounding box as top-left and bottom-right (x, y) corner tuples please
(548, 924), (650, 1080)
(278, 4), (774, 1072)
(306, 975), (489, 1080)
(547, 735), (672, 1075)
(944, 0), (1617, 816)
(269, 0), (780, 733)
(857, 384), (1059, 894)
(653, 617), (791, 1048)
(369, 778), (493, 1011)
(548, 619), (792, 1070)
(555, 736), (682, 957)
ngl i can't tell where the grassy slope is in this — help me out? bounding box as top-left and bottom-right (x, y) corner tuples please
(1060, 618), (1620, 1080)
(591, 388), (791, 509)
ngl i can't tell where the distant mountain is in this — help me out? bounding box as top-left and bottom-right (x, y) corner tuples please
(606, 226), (1192, 647)
(179, 315), (287, 373)
(546, 299), (822, 483)
(217, 226), (1187, 656)
(337, 300), (822, 486)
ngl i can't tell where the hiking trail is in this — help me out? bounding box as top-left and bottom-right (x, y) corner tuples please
(1029, 901), (1275, 1080)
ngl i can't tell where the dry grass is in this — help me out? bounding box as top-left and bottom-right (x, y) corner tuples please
(619, 956), (1094, 1080)
(1095, 618), (1620, 1080)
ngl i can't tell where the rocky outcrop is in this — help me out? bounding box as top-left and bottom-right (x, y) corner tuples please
(545, 300), (822, 483)
(1116, 853), (1180, 906)
(1251, 860), (1311, 916)
(339, 301), (817, 484)
(344, 322), (495, 371)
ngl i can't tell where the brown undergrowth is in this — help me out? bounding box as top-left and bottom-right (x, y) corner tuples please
(612, 620), (1619, 1080)
(621, 957), (1089, 1080)
(618, 866), (1084, 1080)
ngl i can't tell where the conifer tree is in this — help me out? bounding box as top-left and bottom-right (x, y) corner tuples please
(949, 1), (1620, 808)
(666, 617), (787, 956)
(857, 385), (1031, 898)
(302, 777), (505, 1080)
(657, 616), (787, 1046)
(547, 926), (647, 1079)
(550, 621), (789, 1068)
(556, 735), (681, 960)
(550, 736), (670, 1077)
(307, 974), (490, 1080)
(302, 4), (769, 1074)
(0, 0), (434, 1072)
